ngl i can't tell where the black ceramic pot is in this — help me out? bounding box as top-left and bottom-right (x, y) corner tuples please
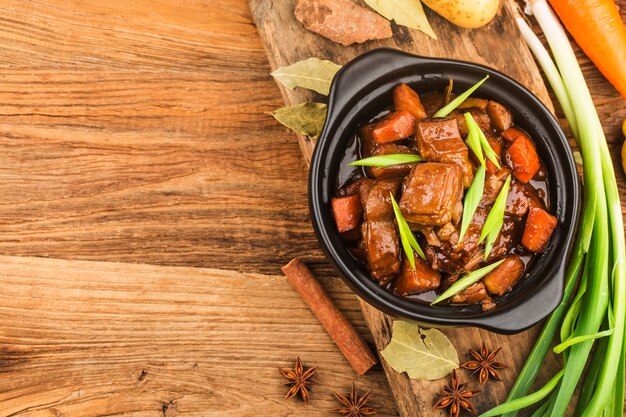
(308, 48), (580, 334)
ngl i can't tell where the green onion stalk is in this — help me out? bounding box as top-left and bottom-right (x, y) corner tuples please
(479, 1), (626, 417)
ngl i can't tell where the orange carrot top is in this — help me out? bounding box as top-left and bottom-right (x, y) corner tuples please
(549, 0), (626, 99)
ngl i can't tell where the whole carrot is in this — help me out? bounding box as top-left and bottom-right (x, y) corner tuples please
(549, 0), (626, 99)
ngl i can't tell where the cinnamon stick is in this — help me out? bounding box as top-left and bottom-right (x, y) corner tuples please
(281, 258), (377, 375)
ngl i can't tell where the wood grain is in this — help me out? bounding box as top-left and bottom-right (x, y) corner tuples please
(250, 0), (626, 415)
(0, 255), (398, 416)
(0, 0), (400, 415)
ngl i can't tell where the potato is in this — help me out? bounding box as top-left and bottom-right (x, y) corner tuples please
(422, 0), (500, 29)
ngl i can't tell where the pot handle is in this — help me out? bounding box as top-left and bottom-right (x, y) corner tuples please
(322, 48), (435, 132)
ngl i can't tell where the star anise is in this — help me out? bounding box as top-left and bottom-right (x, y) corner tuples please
(461, 343), (506, 387)
(434, 369), (480, 417)
(279, 357), (318, 403)
(333, 383), (376, 416)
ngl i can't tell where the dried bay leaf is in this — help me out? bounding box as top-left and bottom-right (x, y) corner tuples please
(364, 0), (438, 39)
(269, 102), (327, 140)
(380, 321), (459, 380)
(272, 58), (342, 95)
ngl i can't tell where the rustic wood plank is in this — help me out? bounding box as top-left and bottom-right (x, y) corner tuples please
(0, 1), (399, 415)
(249, 0), (626, 415)
(0, 255), (398, 416)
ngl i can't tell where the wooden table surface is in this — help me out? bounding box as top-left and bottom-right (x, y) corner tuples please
(0, 1), (623, 416)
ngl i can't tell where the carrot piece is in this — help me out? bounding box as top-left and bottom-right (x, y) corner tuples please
(521, 207), (558, 253)
(501, 127), (526, 143)
(393, 84), (427, 120)
(485, 135), (503, 175)
(391, 254), (440, 297)
(549, 0), (626, 99)
(504, 134), (541, 183)
(371, 111), (416, 144)
(331, 194), (362, 233)
(482, 255), (525, 295)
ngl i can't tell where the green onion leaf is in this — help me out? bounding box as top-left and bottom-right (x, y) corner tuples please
(553, 328), (614, 354)
(459, 165), (486, 243)
(477, 126), (502, 170)
(405, 219), (426, 261)
(433, 75), (489, 118)
(480, 175), (511, 260)
(390, 192), (425, 270)
(431, 259), (505, 305)
(478, 369), (565, 417)
(465, 113), (501, 169)
(349, 154), (422, 167)
(464, 112), (485, 166)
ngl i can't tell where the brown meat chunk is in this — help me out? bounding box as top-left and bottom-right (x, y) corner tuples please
(501, 127), (526, 143)
(393, 84), (427, 120)
(362, 220), (401, 284)
(372, 111), (416, 144)
(457, 98), (489, 111)
(391, 255), (441, 297)
(482, 298), (496, 311)
(456, 206), (488, 251)
(506, 180), (546, 217)
(336, 177), (366, 197)
(506, 180), (531, 217)
(360, 179), (400, 222)
(482, 169), (511, 206)
(452, 110), (491, 138)
(487, 101), (513, 131)
(521, 207), (558, 253)
(437, 222), (458, 244)
(420, 91), (446, 117)
(331, 194), (362, 233)
(415, 118), (474, 187)
(483, 255), (525, 295)
(368, 143), (419, 179)
(451, 282), (489, 304)
(294, 0), (392, 46)
(486, 214), (525, 262)
(399, 163), (463, 227)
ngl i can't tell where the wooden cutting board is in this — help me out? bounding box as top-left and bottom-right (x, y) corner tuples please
(249, 1), (566, 415)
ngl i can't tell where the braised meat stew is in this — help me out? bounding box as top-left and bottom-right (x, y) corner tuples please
(331, 81), (558, 311)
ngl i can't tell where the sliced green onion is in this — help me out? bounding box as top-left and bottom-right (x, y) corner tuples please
(404, 219), (426, 261)
(349, 154), (422, 167)
(479, 370), (565, 417)
(553, 328), (614, 354)
(464, 112), (485, 166)
(433, 75), (489, 118)
(459, 165), (486, 243)
(465, 111), (500, 169)
(477, 124), (502, 170)
(431, 259), (504, 305)
(480, 175), (511, 260)
(390, 192), (425, 270)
